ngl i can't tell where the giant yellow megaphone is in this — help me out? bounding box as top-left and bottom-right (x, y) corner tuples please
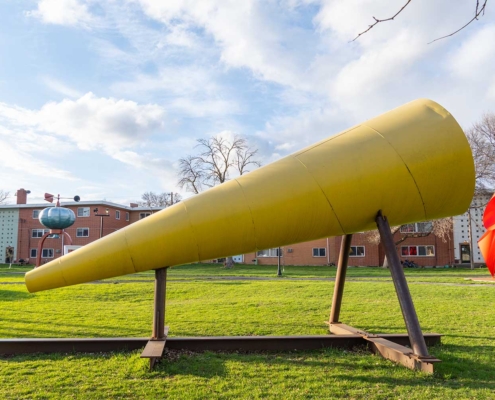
(25, 99), (475, 292)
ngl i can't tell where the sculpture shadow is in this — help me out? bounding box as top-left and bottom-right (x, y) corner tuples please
(0, 289), (31, 301)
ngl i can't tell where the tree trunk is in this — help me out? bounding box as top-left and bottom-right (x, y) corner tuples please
(225, 256), (234, 269)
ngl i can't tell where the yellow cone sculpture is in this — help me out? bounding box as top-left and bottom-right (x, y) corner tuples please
(25, 99), (475, 293)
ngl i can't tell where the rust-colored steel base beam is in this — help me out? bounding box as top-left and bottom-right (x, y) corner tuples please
(141, 327), (169, 371)
(141, 267), (169, 371)
(0, 334), (441, 355)
(330, 323), (441, 373)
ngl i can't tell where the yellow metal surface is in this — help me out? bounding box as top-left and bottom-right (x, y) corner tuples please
(25, 99), (475, 292)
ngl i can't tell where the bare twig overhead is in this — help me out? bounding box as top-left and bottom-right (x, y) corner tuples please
(351, 0), (412, 42)
(352, 0), (489, 44)
(428, 0), (488, 44)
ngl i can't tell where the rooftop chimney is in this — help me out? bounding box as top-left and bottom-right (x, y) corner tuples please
(16, 188), (31, 205)
(130, 203), (138, 208)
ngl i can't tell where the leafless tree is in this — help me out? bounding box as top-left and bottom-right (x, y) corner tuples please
(178, 156), (205, 195)
(467, 112), (495, 191)
(353, 0), (488, 44)
(139, 191), (182, 208)
(0, 190), (9, 205)
(178, 135), (261, 192)
(177, 134), (261, 267)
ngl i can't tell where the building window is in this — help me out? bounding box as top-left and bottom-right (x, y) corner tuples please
(77, 207), (90, 217)
(76, 228), (89, 237)
(126, 212), (129, 221)
(116, 210), (120, 220)
(32, 229), (50, 238)
(313, 248), (326, 257)
(401, 245), (435, 257)
(350, 246), (365, 257)
(400, 222), (433, 233)
(30, 249), (37, 258)
(257, 248), (282, 257)
(139, 212), (151, 220)
(42, 248), (54, 258)
(32, 210), (41, 219)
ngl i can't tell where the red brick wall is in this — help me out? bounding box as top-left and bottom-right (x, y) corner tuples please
(17, 205), (130, 263)
(241, 230), (453, 267)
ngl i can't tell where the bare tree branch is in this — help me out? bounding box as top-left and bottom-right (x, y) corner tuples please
(179, 135), (261, 194)
(467, 112), (495, 190)
(353, 0), (489, 44)
(0, 190), (9, 205)
(139, 191), (182, 208)
(178, 155), (205, 194)
(428, 0), (488, 44)
(351, 0), (412, 42)
(235, 145), (262, 175)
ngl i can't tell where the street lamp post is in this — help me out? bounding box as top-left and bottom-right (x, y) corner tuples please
(93, 208), (110, 238)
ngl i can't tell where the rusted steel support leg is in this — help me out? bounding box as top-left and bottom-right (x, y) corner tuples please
(375, 211), (429, 358)
(153, 267), (168, 340)
(329, 234), (353, 323)
(141, 267), (169, 371)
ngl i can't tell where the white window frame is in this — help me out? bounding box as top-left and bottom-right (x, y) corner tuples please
(349, 246), (365, 257)
(257, 248), (282, 257)
(116, 210), (120, 220)
(76, 227), (89, 237)
(401, 245), (435, 257)
(41, 248), (54, 258)
(77, 207), (90, 217)
(30, 248), (37, 258)
(312, 248), (326, 257)
(32, 210), (41, 219)
(139, 212), (151, 220)
(400, 222), (433, 234)
(32, 229), (50, 238)
(125, 212), (129, 221)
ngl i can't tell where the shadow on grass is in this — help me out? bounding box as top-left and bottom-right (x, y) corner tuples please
(3, 344), (494, 390)
(0, 316), (146, 337)
(156, 346), (495, 389)
(0, 289), (31, 301)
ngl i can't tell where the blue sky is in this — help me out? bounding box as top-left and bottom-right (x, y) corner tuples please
(0, 0), (494, 205)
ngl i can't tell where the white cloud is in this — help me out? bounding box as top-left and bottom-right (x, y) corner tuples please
(27, 0), (94, 28)
(42, 76), (83, 98)
(132, 0), (309, 89)
(0, 132), (75, 180)
(0, 94), (168, 180)
(111, 66), (220, 99)
(35, 92), (165, 152)
(446, 24), (495, 81)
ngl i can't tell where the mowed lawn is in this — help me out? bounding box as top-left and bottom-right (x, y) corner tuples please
(1, 264), (494, 399)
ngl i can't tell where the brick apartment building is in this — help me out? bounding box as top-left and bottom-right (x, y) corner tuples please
(1, 189), (160, 264)
(0, 188), (480, 267)
(243, 223), (453, 267)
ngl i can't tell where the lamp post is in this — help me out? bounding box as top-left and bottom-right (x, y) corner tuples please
(94, 208), (110, 238)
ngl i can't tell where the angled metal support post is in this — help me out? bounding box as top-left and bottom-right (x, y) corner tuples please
(329, 213), (441, 373)
(141, 267), (170, 371)
(329, 234), (353, 323)
(375, 211), (429, 357)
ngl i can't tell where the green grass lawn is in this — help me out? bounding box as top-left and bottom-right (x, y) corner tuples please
(1, 264), (494, 399)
